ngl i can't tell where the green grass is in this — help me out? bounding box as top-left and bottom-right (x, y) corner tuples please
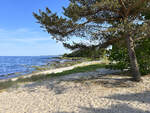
(0, 63), (107, 91)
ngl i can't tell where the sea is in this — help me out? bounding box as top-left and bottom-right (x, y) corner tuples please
(0, 56), (61, 80)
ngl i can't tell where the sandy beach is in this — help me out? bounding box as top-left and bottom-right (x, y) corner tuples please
(1, 0), (150, 112)
(0, 63), (150, 113)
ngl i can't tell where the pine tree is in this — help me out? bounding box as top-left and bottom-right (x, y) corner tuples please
(33, 0), (150, 82)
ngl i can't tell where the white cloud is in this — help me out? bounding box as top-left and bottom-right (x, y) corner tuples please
(0, 28), (69, 56)
(0, 28), (52, 43)
(15, 28), (29, 33)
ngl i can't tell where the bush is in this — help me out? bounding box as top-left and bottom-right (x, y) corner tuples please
(108, 38), (150, 75)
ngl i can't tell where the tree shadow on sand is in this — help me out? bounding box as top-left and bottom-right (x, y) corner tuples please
(21, 74), (137, 94)
(104, 90), (150, 104)
(55, 111), (75, 113)
(18, 75), (150, 113)
(78, 103), (150, 113)
(54, 103), (150, 113)
(73, 75), (136, 88)
(22, 78), (79, 95)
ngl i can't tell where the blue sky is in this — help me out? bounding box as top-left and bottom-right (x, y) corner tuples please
(0, 0), (70, 56)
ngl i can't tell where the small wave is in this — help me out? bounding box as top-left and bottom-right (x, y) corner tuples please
(0, 56), (58, 79)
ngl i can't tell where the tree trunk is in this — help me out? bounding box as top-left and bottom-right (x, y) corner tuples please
(126, 35), (141, 82)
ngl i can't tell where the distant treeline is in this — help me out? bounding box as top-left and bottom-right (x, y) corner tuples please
(63, 48), (106, 59)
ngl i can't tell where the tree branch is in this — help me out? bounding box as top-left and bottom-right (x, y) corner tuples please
(118, 0), (127, 16)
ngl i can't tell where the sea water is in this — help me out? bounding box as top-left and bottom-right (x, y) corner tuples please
(0, 56), (60, 79)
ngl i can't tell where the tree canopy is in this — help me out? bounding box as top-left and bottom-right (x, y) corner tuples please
(34, 0), (150, 81)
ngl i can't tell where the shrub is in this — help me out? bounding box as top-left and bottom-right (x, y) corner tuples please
(108, 38), (150, 75)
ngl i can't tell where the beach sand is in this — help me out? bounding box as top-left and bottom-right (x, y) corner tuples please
(0, 66), (150, 113)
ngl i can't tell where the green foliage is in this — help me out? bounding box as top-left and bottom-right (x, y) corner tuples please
(108, 38), (150, 75)
(136, 38), (150, 75)
(63, 48), (105, 59)
(108, 45), (129, 70)
(33, 0), (150, 52)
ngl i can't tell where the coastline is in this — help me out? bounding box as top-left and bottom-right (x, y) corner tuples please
(0, 56), (93, 81)
(0, 60), (104, 83)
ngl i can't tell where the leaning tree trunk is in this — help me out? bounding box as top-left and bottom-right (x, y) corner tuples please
(126, 36), (141, 82)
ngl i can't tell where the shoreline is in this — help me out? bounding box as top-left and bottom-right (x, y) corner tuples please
(0, 60), (104, 83)
(0, 56), (93, 81)
(5, 61), (102, 82)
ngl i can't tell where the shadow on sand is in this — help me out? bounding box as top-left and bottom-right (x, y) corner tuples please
(21, 73), (138, 95)
(78, 103), (150, 113)
(54, 90), (150, 113)
(21, 74), (150, 113)
(105, 90), (150, 104)
(22, 79), (72, 95)
(54, 102), (150, 113)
